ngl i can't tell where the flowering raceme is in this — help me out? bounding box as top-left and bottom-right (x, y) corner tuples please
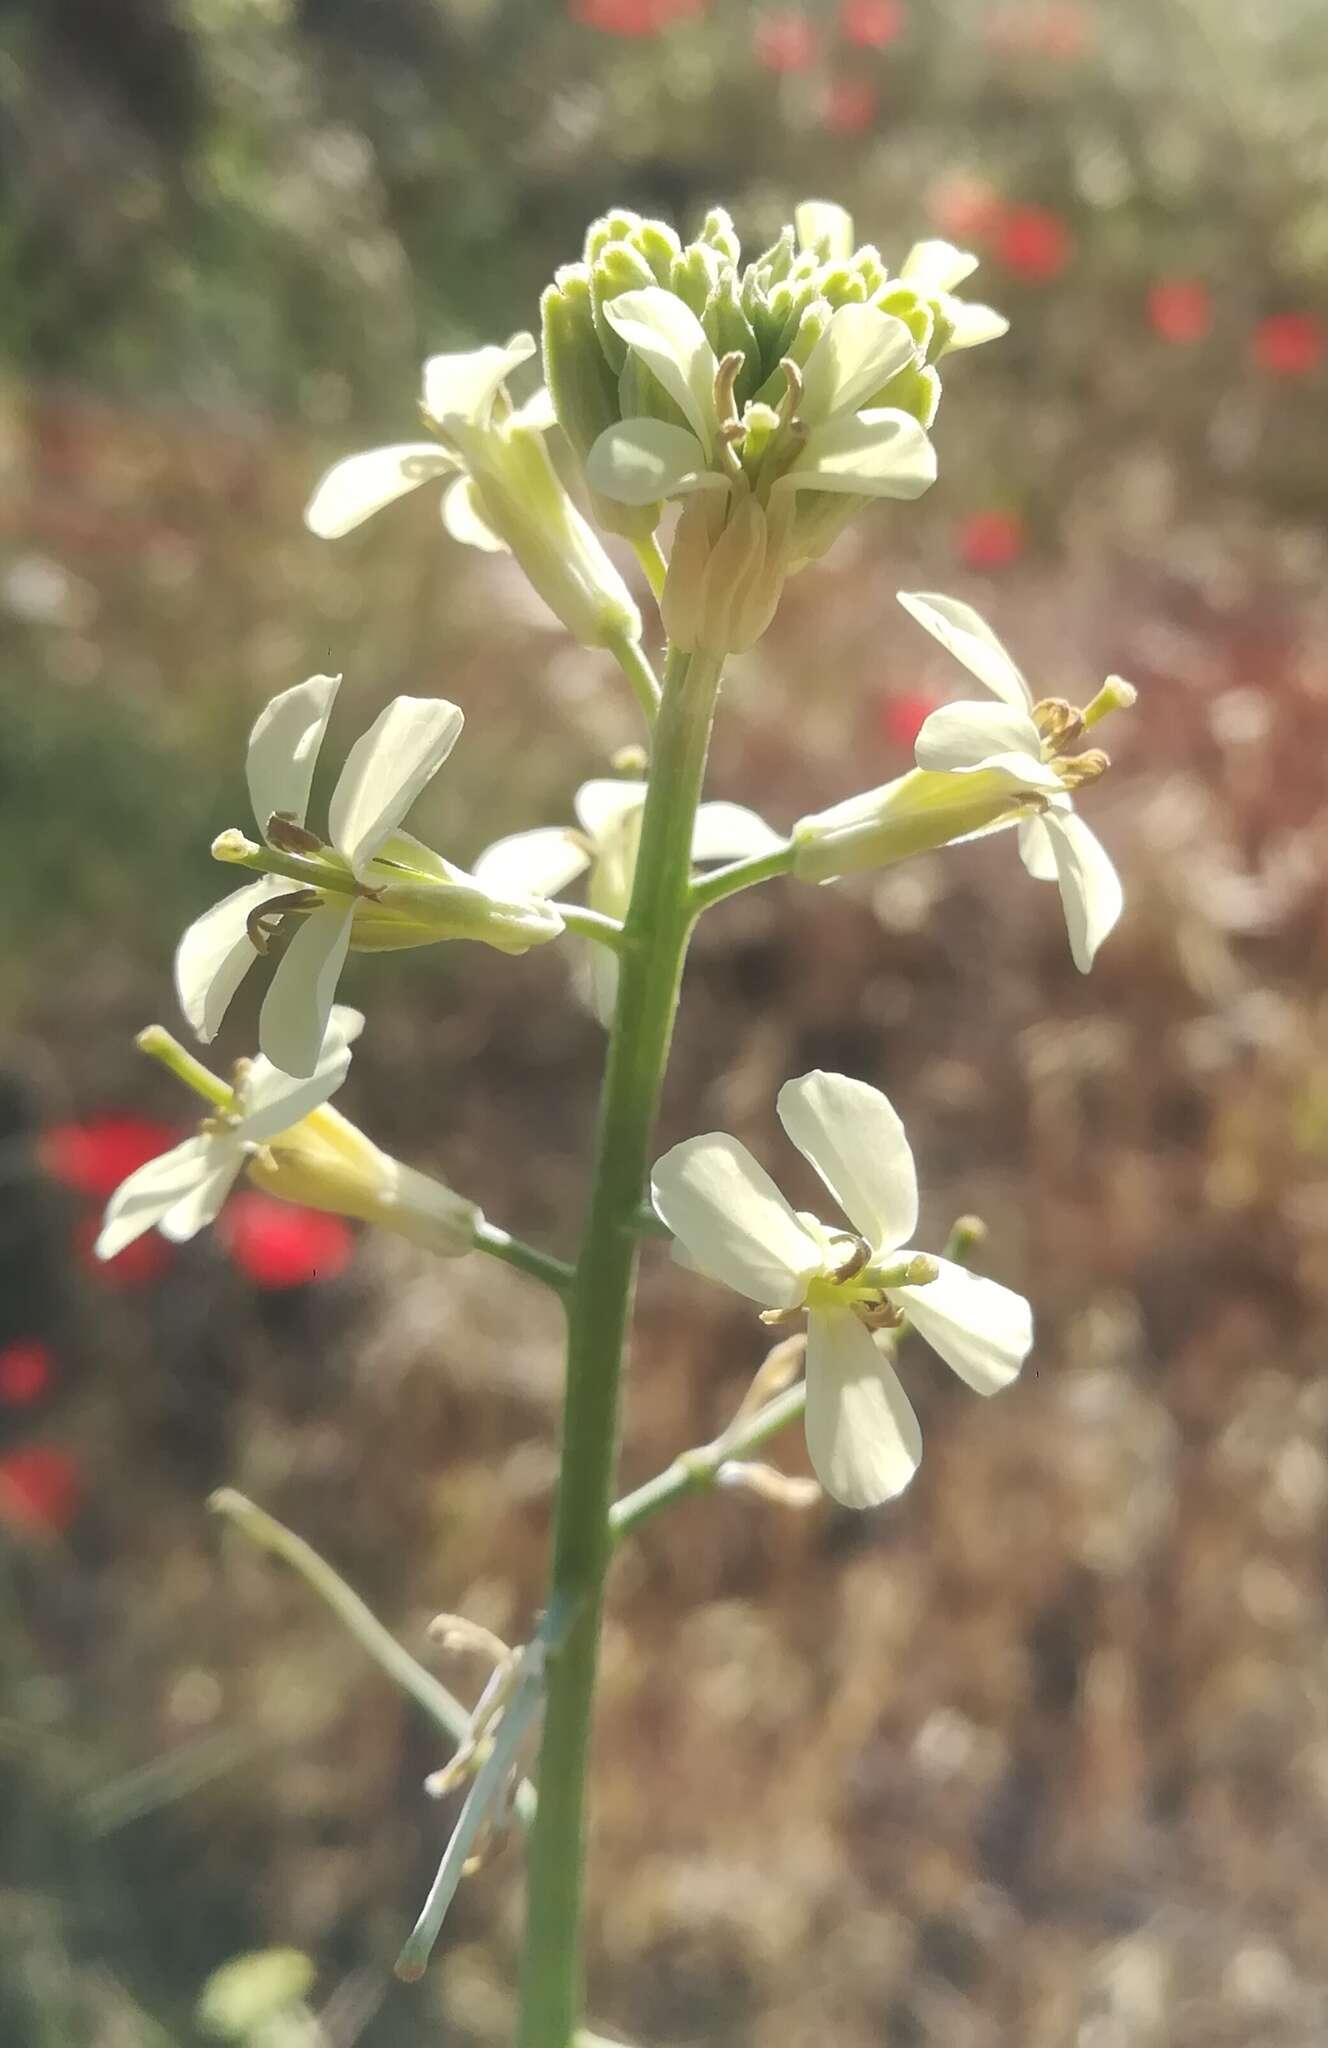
(176, 673), (562, 1078)
(652, 1072), (1032, 1507)
(96, 1011), (481, 1260)
(794, 592), (1135, 971)
(305, 338), (642, 652)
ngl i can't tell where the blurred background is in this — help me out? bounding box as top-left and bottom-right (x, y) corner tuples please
(4, 0), (1328, 2042)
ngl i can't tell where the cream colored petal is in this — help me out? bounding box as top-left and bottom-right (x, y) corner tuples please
(937, 296), (1009, 351)
(1041, 808), (1123, 973)
(441, 475), (507, 553)
(776, 1070), (918, 1251)
(246, 672), (340, 835)
(421, 335), (537, 429)
(235, 1009), (360, 1141)
(585, 418), (714, 505)
(472, 827), (590, 901)
(601, 288), (719, 449)
(896, 591), (1032, 710)
(784, 410), (936, 498)
(798, 305), (918, 425)
(888, 1256), (1032, 1394)
(257, 904), (354, 1079)
(914, 697), (1043, 774)
(94, 1135), (219, 1259)
(901, 239), (980, 293)
(157, 1155), (245, 1242)
(804, 1310), (922, 1508)
(327, 696), (465, 875)
(573, 778), (648, 844)
(304, 445), (455, 538)
(1017, 814), (1059, 882)
(650, 1133), (822, 1308)
(689, 802), (784, 865)
(175, 877), (286, 1043)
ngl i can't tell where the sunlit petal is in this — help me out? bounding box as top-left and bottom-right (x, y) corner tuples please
(804, 1310), (922, 1508)
(1041, 809), (1123, 972)
(889, 1256), (1032, 1394)
(896, 591), (1032, 710)
(689, 802), (784, 865)
(914, 698), (1043, 774)
(175, 877), (286, 1043)
(601, 289), (719, 449)
(777, 1070), (918, 1251)
(784, 410), (936, 498)
(586, 418), (714, 506)
(94, 1135), (219, 1260)
(901, 239), (980, 294)
(1017, 814), (1059, 882)
(573, 779), (649, 844)
(304, 446), (455, 538)
(327, 697), (465, 875)
(246, 673), (340, 835)
(473, 827), (590, 901)
(258, 905), (354, 1079)
(422, 335), (537, 429)
(651, 1133), (822, 1308)
(441, 475), (506, 553)
(799, 304), (918, 424)
(158, 1157), (245, 1243)
(235, 1008), (362, 1142)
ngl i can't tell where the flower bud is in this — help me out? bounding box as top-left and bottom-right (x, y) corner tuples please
(542, 268), (660, 545)
(661, 490), (793, 656)
(793, 763), (1042, 883)
(246, 1101), (482, 1256)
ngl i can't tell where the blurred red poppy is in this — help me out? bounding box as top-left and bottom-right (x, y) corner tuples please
(754, 9), (817, 70)
(0, 1340), (55, 1408)
(568, 0), (703, 32)
(0, 1446), (83, 1536)
(957, 509), (1027, 569)
(1147, 280), (1212, 346)
(823, 77), (877, 133)
(42, 1115), (180, 1201)
(218, 1193), (354, 1291)
(926, 176), (1005, 245)
(840, 0), (905, 46)
(878, 692), (941, 749)
(1252, 313), (1323, 378)
(995, 206), (1072, 281)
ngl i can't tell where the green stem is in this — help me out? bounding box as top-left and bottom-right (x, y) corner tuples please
(516, 645), (725, 2048)
(473, 1221), (574, 1297)
(687, 839), (794, 916)
(631, 534), (668, 602)
(609, 1382), (807, 1541)
(558, 905), (626, 952)
(135, 1027), (232, 1110)
(605, 630), (662, 727)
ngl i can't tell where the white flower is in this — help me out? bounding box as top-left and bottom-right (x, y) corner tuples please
(304, 337), (641, 650)
(474, 778), (782, 1019)
(176, 673), (562, 1079)
(95, 1009), (362, 1256)
(96, 1009), (482, 1260)
(651, 1072), (1032, 1510)
(899, 240), (1009, 354)
(900, 591), (1127, 972)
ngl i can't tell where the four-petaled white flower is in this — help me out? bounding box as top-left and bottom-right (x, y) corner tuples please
(304, 338), (640, 651)
(176, 673), (562, 1080)
(651, 1072), (1032, 1510)
(900, 591), (1127, 972)
(96, 1008), (363, 1257)
(474, 779), (782, 1019)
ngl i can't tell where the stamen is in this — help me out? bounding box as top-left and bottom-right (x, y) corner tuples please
(832, 1235), (874, 1283)
(1032, 698), (1084, 751)
(246, 888), (322, 953)
(1058, 747), (1110, 789)
(712, 349), (746, 429)
(266, 812), (326, 857)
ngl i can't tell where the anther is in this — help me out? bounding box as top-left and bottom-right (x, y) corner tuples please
(246, 888), (321, 953)
(266, 813), (326, 857)
(1058, 746), (1110, 789)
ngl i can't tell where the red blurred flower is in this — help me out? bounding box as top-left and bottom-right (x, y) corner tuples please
(994, 205), (1072, 282)
(0, 1447), (83, 1536)
(568, 0), (703, 32)
(219, 1193), (354, 1291)
(840, 0), (905, 46)
(42, 1114), (180, 1201)
(74, 1213), (174, 1290)
(878, 692), (940, 749)
(1147, 280), (1212, 346)
(1252, 313), (1323, 379)
(754, 9), (816, 70)
(957, 509), (1027, 569)
(0, 1340), (55, 1408)
(926, 176), (1005, 246)
(984, 3), (1093, 59)
(823, 77), (877, 133)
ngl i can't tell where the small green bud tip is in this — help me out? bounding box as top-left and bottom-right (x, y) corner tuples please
(1083, 674), (1138, 729)
(213, 828), (260, 863)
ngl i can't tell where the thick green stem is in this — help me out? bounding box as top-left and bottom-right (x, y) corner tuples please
(516, 646), (724, 2048)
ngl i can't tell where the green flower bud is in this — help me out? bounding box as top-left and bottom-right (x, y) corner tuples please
(873, 360), (942, 429)
(584, 208), (644, 262)
(661, 489), (794, 656)
(670, 241), (721, 321)
(633, 218), (683, 285)
(794, 199), (855, 264)
(591, 240), (659, 371)
(815, 263), (870, 312)
(698, 206), (741, 267)
(703, 269), (763, 405)
(541, 267), (662, 545)
(875, 284), (935, 353)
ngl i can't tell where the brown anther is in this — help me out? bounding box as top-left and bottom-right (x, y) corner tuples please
(1032, 698), (1084, 751)
(713, 349), (746, 428)
(1059, 746), (1110, 789)
(266, 812), (326, 857)
(246, 888), (322, 953)
(832, 1235), (874, 1283)
(719, 419), (747, 446)
(856, 1300), (905, 1332)
(779, 357), (804, 417)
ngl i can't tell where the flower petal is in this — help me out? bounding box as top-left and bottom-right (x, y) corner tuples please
(937, 296), (1009, 351)
(327, 696), (465, 875)
(258, 904), (354, 1079)
(914, 697), (1044, 774)
(585, 418), (714, 506)
(441, 475), (506, 553)
(798, 305), (918, 425)
(235, 1008), (361, 1142)
(473, 827), (590, 901)
(157, 1155), (246, 1243)
(304, 446), (456, 539)
(247, 672), (340, 836)
(804, 1309), (922, 1508)
(573, 778), (648, 844)
(651, 1133), (822, 1308)
(784, 409), (936, 498)
(94, 1135), (220, 1260)
(1017, 814), (1059, 881)
(422, 335), (537, 430)
(776, 1070), (917, 1251)
(901, 239), (980, 294)
(689, 802), (784, 865)
(896, 592), (1032, 710)
(511, 384), (557, 433)
(175, 877), (286, 1043)
(1040, 808), (1123, 972)
(601, 288), (719, 449)
(888, 1256), (1032, 1394)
